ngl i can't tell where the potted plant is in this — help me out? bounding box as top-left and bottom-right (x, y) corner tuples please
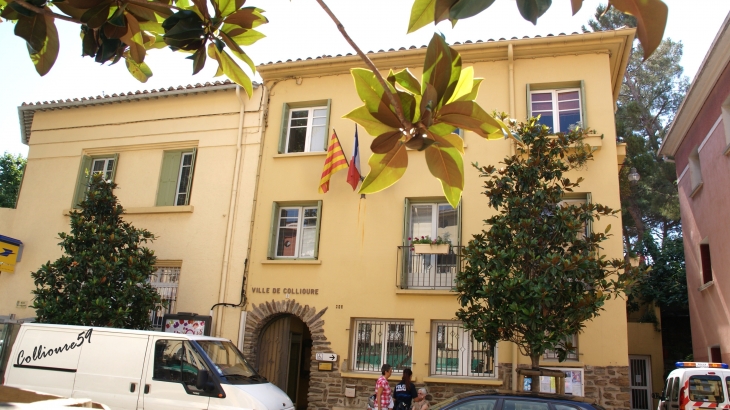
(410, 233), (451, 254)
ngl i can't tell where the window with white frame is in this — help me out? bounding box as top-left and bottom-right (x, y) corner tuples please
(688, 146), (703, 194)
(175, 152), (194, 205)
(531, 89), (582, 133)
(352, 319), (413, 373)
(543, 334), (579, 361)
(431, 321), (496, 377)
(91, 157), (116, 181)
(269, 202), (322, 259)
(149, 265), (181, 330)
(156, 149), (197, 207)
(285, 106), (328, 153)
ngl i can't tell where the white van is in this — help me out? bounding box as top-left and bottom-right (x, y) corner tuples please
(2, 323), (295, 410)
(657, 362), (730, 410)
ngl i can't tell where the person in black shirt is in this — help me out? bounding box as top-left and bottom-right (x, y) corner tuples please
(393, 368), (418, 410)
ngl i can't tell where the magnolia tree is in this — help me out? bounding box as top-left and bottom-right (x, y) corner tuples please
(31, 173), (162, 329)
(455, 118), (640, 375)
(0, 0), (668, 203)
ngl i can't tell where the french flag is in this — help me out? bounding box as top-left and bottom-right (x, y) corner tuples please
(346, 125), (361, 191)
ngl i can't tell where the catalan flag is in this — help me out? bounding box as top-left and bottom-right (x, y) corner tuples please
(319, 131), (349, 193)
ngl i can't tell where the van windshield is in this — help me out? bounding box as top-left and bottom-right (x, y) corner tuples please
(196, 340), (266, 384)
(688, 375), (724, 403)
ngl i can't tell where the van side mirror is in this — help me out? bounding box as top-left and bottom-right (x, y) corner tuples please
(196, 369), (209, 390)
(652, 393), (664, 400)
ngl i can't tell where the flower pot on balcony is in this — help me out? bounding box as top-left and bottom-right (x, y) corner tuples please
(413, 244), (450, 254)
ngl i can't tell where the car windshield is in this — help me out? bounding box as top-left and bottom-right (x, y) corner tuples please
(196, 340), (262, 381)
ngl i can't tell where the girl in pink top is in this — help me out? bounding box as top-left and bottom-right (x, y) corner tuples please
(375, 364), (393, 410)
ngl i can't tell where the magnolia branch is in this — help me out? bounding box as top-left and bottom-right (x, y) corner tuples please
(314, 0), (413, 131)
(126, 0), (183, 12)
(11, 0), (81, 23)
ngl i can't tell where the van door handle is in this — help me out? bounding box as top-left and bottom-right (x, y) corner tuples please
(144, 384), (150, 394)
(130, 383), (137, 393)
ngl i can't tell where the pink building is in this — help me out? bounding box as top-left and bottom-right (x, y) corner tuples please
(659, 13), (730, 363)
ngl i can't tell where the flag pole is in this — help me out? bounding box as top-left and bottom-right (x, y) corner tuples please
(332, 129), (350, 168)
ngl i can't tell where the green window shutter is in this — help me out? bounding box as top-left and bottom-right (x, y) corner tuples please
(156, 151), (183, 206)
(526, 84), (532, 119)
(322, 99), (332, 151)
(109, 153), (119, 182)
(184, 148), (197, 205)
(579, 80), (587, 129)
(586, 193), (593, 236)
(279, 103), (291, 154)
(401, 198), (412, 289)
(268, 202), (281, 259)
(72, 155), (92, 208)
(313, 200), (323, 259)
(456, 201), (462, 246)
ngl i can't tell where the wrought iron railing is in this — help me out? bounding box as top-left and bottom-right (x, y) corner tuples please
(432, 321), (496, 377)
(149, 267), (180, 330)
(353, 320), (414, 373)
(396, 246), (464, 289)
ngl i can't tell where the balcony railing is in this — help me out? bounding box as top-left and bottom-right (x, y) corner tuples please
(396, 246), (464, 289)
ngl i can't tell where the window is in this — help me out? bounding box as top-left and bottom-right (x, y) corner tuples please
(279, 100), (332, 154)
(149, 265), (181, 330)
(450, 399), (497, 410)
(527, 82), (586, 134)
(558, 193), (592, 239)
(156, 149), (197, 206)
(503, 400), (549, 410)
(700, 242), (712, 284)
(153, 339), (207, 388)
(711, 346), (722, 362)
(543, 334), (578, 361)
(268, 201), (322, 259)
(535, 368), (584, 396)
(431, 321), (496, 378)
(401, 199), (461, 289)
(689, 146), (703, 195)
(352, 319), (413, 373)
(688, 375), (724, 403)
(72, 154), (119, 207)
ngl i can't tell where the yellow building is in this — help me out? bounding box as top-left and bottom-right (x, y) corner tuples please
(0, 27), (657, 410)
(0, 82), (265, 341)
(242, 29), (639, 410)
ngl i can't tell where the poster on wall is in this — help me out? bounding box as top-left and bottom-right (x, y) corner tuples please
(538, 369), (584, 396)
(162, 313), (212, 336)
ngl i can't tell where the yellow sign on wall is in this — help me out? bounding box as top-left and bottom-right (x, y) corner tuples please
(0, 235), (22, 273)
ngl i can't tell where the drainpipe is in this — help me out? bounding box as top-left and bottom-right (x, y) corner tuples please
(214, 85), (247, 337)
(508, 43), (516, 157)
(507, 42), (519, 390)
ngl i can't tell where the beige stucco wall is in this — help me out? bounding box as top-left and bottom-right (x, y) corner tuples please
(246, 45), (629, 388)
(0, 87), (264, 341)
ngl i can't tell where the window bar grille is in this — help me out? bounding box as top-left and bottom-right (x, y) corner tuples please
(433, 321), (495, 377)
(354, 320), (413, 372)
(398, 246), (463, 289)
(149, 267), (180, 330)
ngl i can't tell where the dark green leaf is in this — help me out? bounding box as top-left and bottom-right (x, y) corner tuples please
(449, 0), (496, 20)
(421, 33), (452, 106)
(29, 14), (58, 76)
(187, 46), (206, 75)
(515, 0), (551, 25)
(15, 13), (47, 53)
(80, 1), (112, 29)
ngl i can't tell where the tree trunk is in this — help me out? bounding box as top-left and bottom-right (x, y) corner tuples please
(530, 353), (540, 392)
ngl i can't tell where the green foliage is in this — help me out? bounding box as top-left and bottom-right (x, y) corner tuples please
(0, 152), (26, 208)
(456, 118), (639, 368)
(31, 173), (162, 329)
(407, 0), (667, 59)
(627, 235), (687, 313)
(0, 0), (267, 93)
(345, 33), (513, 208)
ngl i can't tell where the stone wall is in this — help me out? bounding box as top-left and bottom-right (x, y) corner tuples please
(583, 366), (631, 410)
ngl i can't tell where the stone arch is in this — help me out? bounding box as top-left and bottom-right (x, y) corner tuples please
(242, 299), (338, 410)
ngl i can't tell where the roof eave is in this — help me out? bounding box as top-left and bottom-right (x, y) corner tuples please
(659, 13), (730, 157)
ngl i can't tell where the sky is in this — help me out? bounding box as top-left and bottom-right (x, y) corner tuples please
(1, 0), (729, 157)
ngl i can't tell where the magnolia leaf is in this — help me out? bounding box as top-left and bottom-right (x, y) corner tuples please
(609, 0), (667, 60)
(139, 20), (164, 33)
(430, 131), (464, 154)
(52, 2), (87, 20)
(422, 33), (452, 106)
(120, 13), (146, 64)
(449, 0), (496, 19)
(80, 2), (112, 29)
(371, 131), (402, 154)
(351, 68), (401, 128)
(126, 1), (173, 19)
(343, 106), (399, 137)
(455, 78), (482, 102)
(15, 12), (47, 53)
(407, 0), (436, 33)
(175, 0), (191, 9)
(29, 14), (58, 76)
(604, 224), (611, 234)
(220, 31), (256, 72)
(227, 28), (265, 46)
(397, 90), (418, 123)
(436, 100), (510, 140)
(216, 48), (253, 96)
(125, 54), (153, 82)
(424, 144), (463, 207)
(429, 122), (457, 137)
(434, 0), (457, 24)
(191, 0), (209, 22)
(224, 7), (267, 29)
(515, 0), (551, 25)
(217, 0), (235, 18)
(207, 42), (224, 76)
(446, 66), (474, 104)
(390, 69), (421, 96)
(187, 46), (206, 74)
(359, 143), (408, 195)
(571, 0), (582, 15)
(126, 4), (157, 22)
(442, 45), (462, 105)
(64, 0), (105, 8)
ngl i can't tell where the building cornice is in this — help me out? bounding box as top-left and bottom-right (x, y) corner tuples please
(257, 29), (635, 104)
(659, 13), (730, 156)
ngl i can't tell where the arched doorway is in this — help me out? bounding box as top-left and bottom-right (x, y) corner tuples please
(257, 314), (312, 410)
